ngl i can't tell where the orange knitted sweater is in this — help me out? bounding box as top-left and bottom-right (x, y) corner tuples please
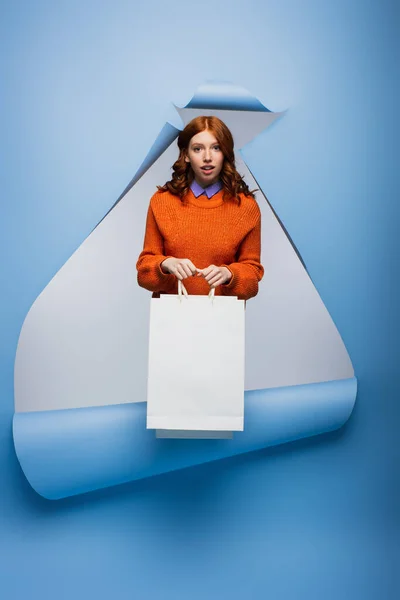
(136, 188), (264, 300)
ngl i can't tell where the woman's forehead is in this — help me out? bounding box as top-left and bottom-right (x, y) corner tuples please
(189, 130), (218, 145)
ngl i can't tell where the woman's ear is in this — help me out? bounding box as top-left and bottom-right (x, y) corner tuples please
(184, 155), (190, 163)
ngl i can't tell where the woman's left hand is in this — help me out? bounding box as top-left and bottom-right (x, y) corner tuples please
(197, 265), (232, 288)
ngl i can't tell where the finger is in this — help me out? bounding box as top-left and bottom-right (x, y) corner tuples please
(205, 269), (219, 283)
(208, 274), (222, 287)
(184, 260), (198, 275)
(181, 263), (194, 278)
(178, 265), (191, 279)
(196, 268), (209, 278)
(177, 263), (190, 278)
(201, 265), (215, 277)
(206, 269), (219, 282)
(174, 266), (185, 280)
(179, 260), (196, 277)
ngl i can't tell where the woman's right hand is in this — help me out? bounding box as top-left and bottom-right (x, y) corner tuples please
(161, 257), (198, 280)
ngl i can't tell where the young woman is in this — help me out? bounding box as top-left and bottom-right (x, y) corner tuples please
(136, 116), (264, 300)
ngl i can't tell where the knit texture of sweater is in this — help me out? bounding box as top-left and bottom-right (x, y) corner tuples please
(136, 188), (264, 301)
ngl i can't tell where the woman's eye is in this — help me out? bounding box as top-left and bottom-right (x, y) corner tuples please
(213, 145), (220, 151)
(193, 147), (201, 152)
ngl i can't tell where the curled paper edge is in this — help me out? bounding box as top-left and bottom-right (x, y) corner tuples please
(13, 378), (357, 500)
(184, 81), (271, 112)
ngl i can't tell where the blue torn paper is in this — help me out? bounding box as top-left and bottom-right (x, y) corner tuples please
(14, 379), (356, 499)
(13, 82), (357, 499)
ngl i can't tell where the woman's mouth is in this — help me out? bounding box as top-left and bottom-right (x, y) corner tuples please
(201, 166), (215, 173)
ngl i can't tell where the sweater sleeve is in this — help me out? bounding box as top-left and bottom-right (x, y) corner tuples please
(136, 201), (177, 293)
(221, 210), (264, 301)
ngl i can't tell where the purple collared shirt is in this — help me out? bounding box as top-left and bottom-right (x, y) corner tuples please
(190, 179), (223, 199)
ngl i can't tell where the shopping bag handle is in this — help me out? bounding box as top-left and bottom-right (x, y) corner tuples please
(178, 280), (215, 301)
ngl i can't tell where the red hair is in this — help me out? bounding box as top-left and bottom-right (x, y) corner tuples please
(158, 116), (255, 201)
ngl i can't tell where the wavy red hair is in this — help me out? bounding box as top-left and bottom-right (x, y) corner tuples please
(158, 116), (255, 202)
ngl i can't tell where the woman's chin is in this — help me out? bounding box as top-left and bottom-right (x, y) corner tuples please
(196, 174), (218, 187)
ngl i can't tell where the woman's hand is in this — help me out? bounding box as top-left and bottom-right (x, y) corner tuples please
(161, 257), (198, 280)
(197, 265), (232, 288)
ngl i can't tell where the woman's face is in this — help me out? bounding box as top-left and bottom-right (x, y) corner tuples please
(185, 129), (224, 188)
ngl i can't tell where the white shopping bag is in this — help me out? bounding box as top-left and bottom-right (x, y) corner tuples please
(146, 282), (245, 432)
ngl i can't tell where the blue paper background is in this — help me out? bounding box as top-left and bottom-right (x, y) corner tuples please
(1, 1), (397, 599)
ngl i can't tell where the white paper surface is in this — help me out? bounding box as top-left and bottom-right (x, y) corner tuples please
(147, 294), (245, 431)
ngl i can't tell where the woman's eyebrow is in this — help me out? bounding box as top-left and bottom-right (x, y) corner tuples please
(190, 142), (218, 147)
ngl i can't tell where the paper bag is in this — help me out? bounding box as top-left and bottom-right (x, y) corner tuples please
(146, 283), (245, 431)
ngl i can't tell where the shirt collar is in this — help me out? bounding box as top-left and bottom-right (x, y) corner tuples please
(190, 179), (223, 199)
